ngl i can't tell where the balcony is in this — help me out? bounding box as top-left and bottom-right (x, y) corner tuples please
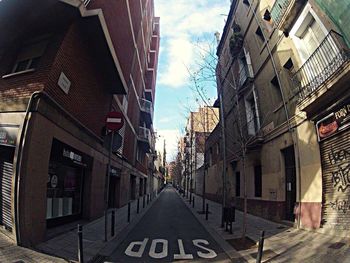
(271, 0), (306, 32)
(140, 98), (154, 124)
(292, 31), (350, 104)
(238, 64), (253, 90)
(138, 126), (151, 150)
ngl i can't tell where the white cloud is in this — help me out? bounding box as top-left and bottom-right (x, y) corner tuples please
(155, 129), (181, 162)
(155, 0), (230, 88)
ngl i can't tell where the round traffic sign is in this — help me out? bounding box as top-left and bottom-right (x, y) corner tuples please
(106, 111), (124, 131)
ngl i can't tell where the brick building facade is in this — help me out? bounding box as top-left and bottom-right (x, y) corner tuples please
(0, 0), (159, 246)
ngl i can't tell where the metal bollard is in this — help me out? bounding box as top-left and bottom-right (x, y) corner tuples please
(137, 198), (140, 214)
(256, 230), (265, 263)
(78, 224), (84, 263)
(127, 202), (131, 223)
(206, 203), (209, 221)
(189, 195), (192, 204)
(192, 196), (195, 208)
(147, 194), (149, 205)
(111, 210), (115, 237)
(143, 195), (145, 208)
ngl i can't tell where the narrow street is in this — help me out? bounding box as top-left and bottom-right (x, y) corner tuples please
(108, 187), (230, 262)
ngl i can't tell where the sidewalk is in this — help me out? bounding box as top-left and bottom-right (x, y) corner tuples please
(179, 191), (350, 263)
(0, 230), (66, 263)
(37, 192), (160, 262)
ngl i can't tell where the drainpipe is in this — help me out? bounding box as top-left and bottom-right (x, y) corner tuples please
(13, 91), (104, 245)
(248, 1), (302, 228)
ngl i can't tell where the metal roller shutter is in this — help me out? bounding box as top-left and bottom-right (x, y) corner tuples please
(320, 128), (350, 230)
(0, 156), (13, 230)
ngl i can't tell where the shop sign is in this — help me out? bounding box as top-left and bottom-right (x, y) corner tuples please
(50, 138), (92, 168)
(316, 102), (350, 141)
(0, 126), (18, 147)
(110, 166), (121, 177)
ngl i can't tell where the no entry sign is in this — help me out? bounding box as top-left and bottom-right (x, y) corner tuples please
(106, 111), (124, 131)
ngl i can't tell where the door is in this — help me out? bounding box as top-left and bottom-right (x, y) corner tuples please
(130, 175), (136, 200)
(283, 146), (296, 221)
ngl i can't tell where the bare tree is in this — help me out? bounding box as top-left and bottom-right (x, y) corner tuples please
(187, 34), (272, 238)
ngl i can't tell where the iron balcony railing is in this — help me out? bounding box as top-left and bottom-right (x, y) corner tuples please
(238, 64), (253, 89)
(270, 0), (290, 27)
(140, 98), (154, 117)
(138, 126), (151, 145)
(292, 30), (350, 101)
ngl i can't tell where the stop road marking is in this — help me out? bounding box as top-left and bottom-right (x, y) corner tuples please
(125, 238), (217, 260)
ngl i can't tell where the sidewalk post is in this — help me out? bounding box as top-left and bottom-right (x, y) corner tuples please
(104, 131), (114, 242)
(206, 203), (209, 221)
(137, 198), (140, 214)
(77, 224), (84, 263)
(192, 196), (195, 208)
(111, 210), (115, 237)
(127, 202), (131, 223)
(147, 194), (149, 205)
(143, 195), (145, 208)
(256, 230), (265, 263)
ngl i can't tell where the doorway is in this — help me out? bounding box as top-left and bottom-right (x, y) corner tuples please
(283, 146), (296, 221)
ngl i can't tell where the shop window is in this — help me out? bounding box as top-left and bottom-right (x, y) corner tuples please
(11, 37), (48, 73)
(47, 163), (83, 220)
(236, 172), (240, 197)
(254, 165), (262, 197)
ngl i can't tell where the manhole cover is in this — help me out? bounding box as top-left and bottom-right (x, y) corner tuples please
(90, 254), (108, 263)
(329, 242), (346, 249)
(226, 237), (257, 251)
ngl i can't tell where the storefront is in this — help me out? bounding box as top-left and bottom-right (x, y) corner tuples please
(316, 100), (350, 231)
(0, 125), (19, 231)
(46, 138), (92, 228)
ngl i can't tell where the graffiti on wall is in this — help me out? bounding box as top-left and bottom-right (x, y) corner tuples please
(328, 148), (350, 192)
(329, 198), (350, 214)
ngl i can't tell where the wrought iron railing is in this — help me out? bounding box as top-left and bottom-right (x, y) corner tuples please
(270, 0), (290, 27)
(292, 30), (350, 100)
(140, 98), (153, 116)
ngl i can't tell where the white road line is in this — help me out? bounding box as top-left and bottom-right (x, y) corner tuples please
(174, 239), (194, 260)
(125, 238), (148, 258)
(149, 239), (168, 259)
(193, 239), (217, 259)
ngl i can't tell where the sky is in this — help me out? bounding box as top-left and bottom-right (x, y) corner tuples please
(153, 0), (231, 162)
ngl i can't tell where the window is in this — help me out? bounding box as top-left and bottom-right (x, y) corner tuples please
(254, 165), (262, 197)
(271, 76), (282, 101)
(236, 172), (241, 197)
(245, 89), (260, 135)
(11, 38), (48, 73)
(136, 146), (145, 163)
(255, 26), (265, 42)
(243, 0), (250, 6)
(283, 58), (294, 71)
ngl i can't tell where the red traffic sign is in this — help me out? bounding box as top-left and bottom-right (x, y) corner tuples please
(106, 111), (124, 131)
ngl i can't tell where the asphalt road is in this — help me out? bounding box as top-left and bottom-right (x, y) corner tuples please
(108, 186), (230, 262)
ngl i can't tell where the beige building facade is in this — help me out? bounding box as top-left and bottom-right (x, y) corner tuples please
(215, 0), (350, 237)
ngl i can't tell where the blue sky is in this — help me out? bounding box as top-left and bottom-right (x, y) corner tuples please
(153, 0), (231, 161)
